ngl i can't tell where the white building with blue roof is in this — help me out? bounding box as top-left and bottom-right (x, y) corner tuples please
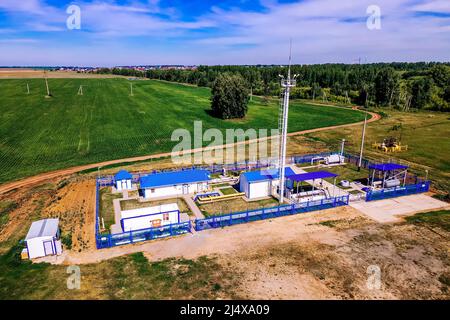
(139, 169), (211, 199)
(239, 167), (295, 199)
(115, 170), (133, 191)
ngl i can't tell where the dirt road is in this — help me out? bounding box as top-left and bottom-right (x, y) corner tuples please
(0, 109), (380, 194)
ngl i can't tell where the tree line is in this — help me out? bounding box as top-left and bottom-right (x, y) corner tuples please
(96, 62), (450, 111)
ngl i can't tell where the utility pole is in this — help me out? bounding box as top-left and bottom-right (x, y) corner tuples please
(44, 71), (50, 97)
(357, 113), (368, 171)
(278, 40), (297, 204)
(340, 139), (345, 156)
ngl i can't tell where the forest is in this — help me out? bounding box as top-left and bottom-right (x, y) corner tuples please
(96, 62), (450, 111)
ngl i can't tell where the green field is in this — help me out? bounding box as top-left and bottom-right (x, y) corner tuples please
(0, 78), (366, 183)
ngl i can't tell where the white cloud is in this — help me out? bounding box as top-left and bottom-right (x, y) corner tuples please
(411, 0), (450, 13)
(0, 0), (46, 14)
(0, 0), (449, 65)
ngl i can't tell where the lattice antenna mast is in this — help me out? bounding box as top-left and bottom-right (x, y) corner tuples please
(278, 41), (297, 203)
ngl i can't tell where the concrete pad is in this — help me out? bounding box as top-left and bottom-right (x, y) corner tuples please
(179, 212), (190, 222)
(290, 165), (348, 198)
(350, 194), (449, 223)
(182, 194), (204, 219)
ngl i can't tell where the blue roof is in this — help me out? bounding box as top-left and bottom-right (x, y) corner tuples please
(139, 169), (210, 188)
(115, 170), (132, 181)
(369, 163), (408, 171)
(287, 171), (338, 182)
(242, 167), (295, 183)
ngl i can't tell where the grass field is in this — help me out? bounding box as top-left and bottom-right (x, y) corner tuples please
(404, 210), (450, 232)
(99, 187), (122, 231)
(120, 197), (192, 214)
(0, 78), (366, 184)
(198, 197), (279, 216)
(0, 246), (238, 299)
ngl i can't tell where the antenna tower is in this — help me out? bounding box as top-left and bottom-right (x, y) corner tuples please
(277, 40), (297, 203)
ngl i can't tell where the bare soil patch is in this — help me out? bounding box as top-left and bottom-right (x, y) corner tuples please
(43, 178), (96, 252)
(216, 215), (449, 299)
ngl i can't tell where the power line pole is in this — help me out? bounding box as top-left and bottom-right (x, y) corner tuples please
(44, 71), (50, 97)
(340, 139), (346, 156)
(357, 113), (368, 172)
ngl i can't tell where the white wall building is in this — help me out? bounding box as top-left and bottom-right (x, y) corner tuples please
(239, 168), (295, 199)
(115, 170), (133, 191)
(139, 169), (210, 199)
(24, 218), (62, 259)
(120, 203), (180, 232)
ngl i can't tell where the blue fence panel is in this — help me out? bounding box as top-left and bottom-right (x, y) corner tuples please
(95, 175), (192, 249)
(195, 195), (349, 231)
(95, 221), (191, 249)
(365, 181), (430, 202)
(342, 152), (371, 169)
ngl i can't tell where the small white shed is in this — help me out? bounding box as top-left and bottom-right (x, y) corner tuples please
(115, 170), (133, 191)
(24, 218), (62, 259)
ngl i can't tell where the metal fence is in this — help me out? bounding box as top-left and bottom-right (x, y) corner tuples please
(94, 151), (431, 248)
(94, 178), (191, 249)
(342, 152), (371, 169)
(365, 181), (430, 202)
(96, 221), (192, 249)
(195, 195), (350, 231)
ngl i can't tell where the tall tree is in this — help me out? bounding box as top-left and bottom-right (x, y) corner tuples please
(430, 64), (449, 87)
(210, 73), (250, 119)
(374, 67), (400, 107)
(410, 77), (433, 109)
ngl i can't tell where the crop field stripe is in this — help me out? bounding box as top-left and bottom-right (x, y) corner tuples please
(0, 78), (365, 183)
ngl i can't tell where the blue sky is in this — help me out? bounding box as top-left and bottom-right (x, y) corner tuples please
(0, 0), (449, 66)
